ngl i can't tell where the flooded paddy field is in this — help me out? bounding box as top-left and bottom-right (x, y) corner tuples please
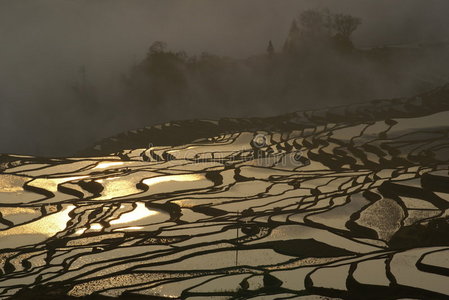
(1, 85), (449, 299)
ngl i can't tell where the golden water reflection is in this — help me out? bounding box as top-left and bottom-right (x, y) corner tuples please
(142, 174), (204, 186)
(0, 174), (28, 192)
(28, 176), (88, 192)
(94, 177), (140, 200)
(115, 226), (144, 231)
(74, 202), (160, 235)
(1, 207), (39, 216)
(93, 161), (124, 169)
(89, 223), (103, 230)
(0, 205), (75, 248)
(109, 202), (157, 225)
(92, 174), (205, 201)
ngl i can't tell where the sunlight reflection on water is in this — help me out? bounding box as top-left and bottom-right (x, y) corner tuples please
(73, 202), (162, 235)
(0, 205), (75, 248)
(29, 176), (88, 192)
(110, 202), (157, 225)
(142, 174), (204, 186)
(93, 161), (124, 169)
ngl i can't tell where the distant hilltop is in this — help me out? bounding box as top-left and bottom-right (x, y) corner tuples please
(78, 83), (449, 157)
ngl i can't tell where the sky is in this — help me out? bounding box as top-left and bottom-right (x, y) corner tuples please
(1, 0), (449, 156)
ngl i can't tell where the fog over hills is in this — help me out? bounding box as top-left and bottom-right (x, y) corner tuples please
(1, 0), (449, 156)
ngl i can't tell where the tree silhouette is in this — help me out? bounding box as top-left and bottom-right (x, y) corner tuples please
(149, 41), (167, 54)
(267, 40), (275, 58)
(283, 20), (300, 54)
(71, 65), (98, 113)
(332, 14), (361, 39)
(299, 9), (326, 36)
(331, 14), (361, 51)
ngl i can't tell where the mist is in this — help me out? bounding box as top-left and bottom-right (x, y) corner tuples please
(1, 0), (449, 156)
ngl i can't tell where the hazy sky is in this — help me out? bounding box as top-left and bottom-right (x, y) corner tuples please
(1, 0), (449, 155)
(1, 0), (448, 93)
(1, 0), (448, 80)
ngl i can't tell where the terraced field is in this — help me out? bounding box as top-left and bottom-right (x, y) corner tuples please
(1, 85), (449, 299)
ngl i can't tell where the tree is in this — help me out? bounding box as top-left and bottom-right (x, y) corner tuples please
(282, 9), (362, 54)
(149, 41), (167, 54)
(267, 40), (274, 57)
(283, 20), (300, 53)
(298, 9), (326, 36)
(332, 14), (361, 39)
(71, 65), (98, 113)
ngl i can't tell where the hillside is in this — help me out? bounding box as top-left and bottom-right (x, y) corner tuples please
(1, 85), (448, 299)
